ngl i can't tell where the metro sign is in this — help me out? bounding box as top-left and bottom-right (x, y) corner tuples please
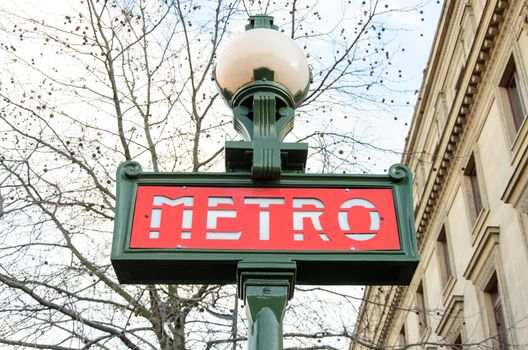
(131, 187), (400, 251)
(112, 162), (419, 285)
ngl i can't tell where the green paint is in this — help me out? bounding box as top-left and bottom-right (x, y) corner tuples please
(238, 270), (294, 350)
(225, 74), (307, 179)
(111, 162), (418, 285)
(246, 285), (288, 350)
(245, 14), (278, 30)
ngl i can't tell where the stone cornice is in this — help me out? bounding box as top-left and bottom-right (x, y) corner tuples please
(413, 0), (510, 248)
(435, 295), (464, 340)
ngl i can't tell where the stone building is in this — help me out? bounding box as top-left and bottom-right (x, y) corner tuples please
(351, 0), (528, 348)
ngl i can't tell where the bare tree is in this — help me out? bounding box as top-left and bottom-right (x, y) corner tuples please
(0, 0), (440, 349)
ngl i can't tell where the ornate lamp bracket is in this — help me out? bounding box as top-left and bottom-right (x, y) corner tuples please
(225, 70), (308, 179)
(220, 14), (310, 180)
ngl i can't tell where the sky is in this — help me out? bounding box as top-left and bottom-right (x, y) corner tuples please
(0, 0), (443, 348)
(0, 0), (443, 173)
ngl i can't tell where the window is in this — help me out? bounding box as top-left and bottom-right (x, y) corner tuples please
(437, 226), (454, 287)
(464, 154), (483, 223)
(416, 282), (428, 333)
(398, 325), (407, 347)
(500, 57), (527, 134)
(505, 69), (526, 130)
(463, 230), (505, 348)
(437, 296), (465, 349)
(485, 275), (509, 350)
(452, 334), (463, 349)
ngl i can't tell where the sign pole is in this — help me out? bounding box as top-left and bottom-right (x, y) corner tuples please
(245, 281), (288, 350)
(237, 267), (296, 350)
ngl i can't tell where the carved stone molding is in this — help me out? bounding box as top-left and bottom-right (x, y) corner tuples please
(435, 295), (464, 343)
(415, 0), (511, 248)
(463, 226), (500, 289)
(378, 286), (404, 345)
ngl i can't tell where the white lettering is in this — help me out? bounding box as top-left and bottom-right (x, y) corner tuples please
(243, 197), (285, 240)
(146, 193), (384, 244)
(206, 196), (241, 240)
(149, 196), (194, 240)
(153, 196), (193, 206)
(292, 198), (325, 241)
(339, 198), (379, 241)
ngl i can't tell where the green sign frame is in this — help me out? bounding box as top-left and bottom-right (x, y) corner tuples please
(111, 161), (418, 285)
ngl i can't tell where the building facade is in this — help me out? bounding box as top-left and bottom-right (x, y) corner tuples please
(352, 0), (528, 348)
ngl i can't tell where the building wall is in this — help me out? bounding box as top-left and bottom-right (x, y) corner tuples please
(352, 0), (528, 348)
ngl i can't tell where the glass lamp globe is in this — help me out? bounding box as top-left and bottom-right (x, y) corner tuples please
(215, 26), (310, 108)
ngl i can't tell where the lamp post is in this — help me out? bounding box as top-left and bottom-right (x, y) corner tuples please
(214, 14), (311, 180)
(214, 14), (311, 349)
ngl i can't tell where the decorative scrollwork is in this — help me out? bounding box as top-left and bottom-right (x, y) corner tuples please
(122, 161), (142, 179)
(388, 163), (410, 183)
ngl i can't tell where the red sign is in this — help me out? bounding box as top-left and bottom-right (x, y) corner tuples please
(130, 186), (400, 251)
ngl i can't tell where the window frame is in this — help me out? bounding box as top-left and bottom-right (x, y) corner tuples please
(463, 227), (514, 350)
(504, 68), (527, 131)
(498, 53), (528, 150)
(484, 275), (509, 350)
(398, 324), (407, 347)
(416, 282), (429, 335)
(453, 334), (463, 349)
(463, 153), (487, 231)
(437, 225), (455, 292)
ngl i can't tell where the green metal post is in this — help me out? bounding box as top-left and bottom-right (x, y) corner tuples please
(245, 283), (289, 350)
(238, 267), (295, 350)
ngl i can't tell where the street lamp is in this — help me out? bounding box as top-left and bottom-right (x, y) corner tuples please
(112, 14), (418, 350)
(214, 14), (312, 350)
(214, 14), (311, 179)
